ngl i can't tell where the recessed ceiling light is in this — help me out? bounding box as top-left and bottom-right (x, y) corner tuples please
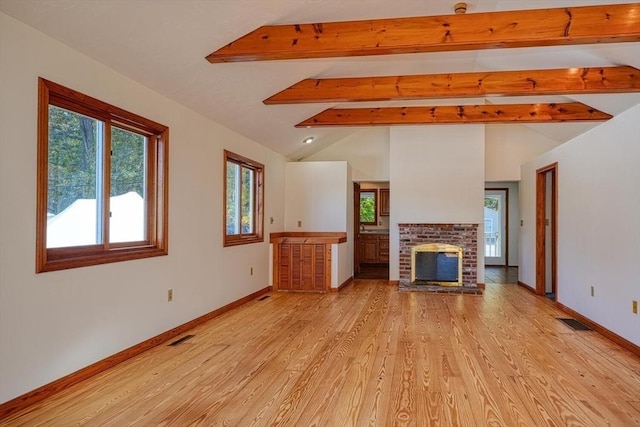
(302, 136), (314, 144)
(454, 2), (467, 14)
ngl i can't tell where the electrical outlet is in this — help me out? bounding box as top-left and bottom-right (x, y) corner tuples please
(167, 289), (173, 302)
(590, 286), (594, 297)
(270, 217), (274, 225)
(250, 267), (253, 276)
(633, 300), (638, 314)
(297, 220), (302, 228)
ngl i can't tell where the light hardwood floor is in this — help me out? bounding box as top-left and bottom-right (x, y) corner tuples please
(3, 281), (640, 426)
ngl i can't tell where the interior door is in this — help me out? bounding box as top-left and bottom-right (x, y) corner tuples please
(484, 189), (508, 266)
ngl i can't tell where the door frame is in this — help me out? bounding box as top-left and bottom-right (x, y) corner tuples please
(484, 187), (509, 266)
(536, 163), (558, 297)
(353, 182), (361, 274)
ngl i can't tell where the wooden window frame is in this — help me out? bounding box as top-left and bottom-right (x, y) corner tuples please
(359, 189), (378, 225)
(36, 78), (169, 272)
(223, 150), (264, 247)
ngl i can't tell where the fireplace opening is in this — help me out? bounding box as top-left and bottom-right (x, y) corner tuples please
(411, 243), (463, 286)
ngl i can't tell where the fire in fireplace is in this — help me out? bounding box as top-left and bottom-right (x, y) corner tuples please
(411, 243), (463, 286)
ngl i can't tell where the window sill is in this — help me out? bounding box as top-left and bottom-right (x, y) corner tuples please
(223, 236), (264, 247)
(37, 246), (168, 273)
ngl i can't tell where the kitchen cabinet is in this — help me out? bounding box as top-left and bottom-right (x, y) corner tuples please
(378, 234), (389, 262)
(379, 188), (390, 216)
(359, 233), (389, 264)
(360, 234), (379, 263)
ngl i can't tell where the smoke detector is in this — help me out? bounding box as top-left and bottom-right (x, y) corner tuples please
(454, 2), (468, 14)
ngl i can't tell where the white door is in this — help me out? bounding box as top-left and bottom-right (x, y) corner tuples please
(484, 189), (507, 266)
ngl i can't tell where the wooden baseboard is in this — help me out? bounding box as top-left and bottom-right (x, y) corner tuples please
(515, 280), (639, 356)
(518, 280), (536, 294)
(555, 301), (640, 357)
(331, 276), (354, 292)
(0, 286), (271, 420)
(477, 283), (486, 290)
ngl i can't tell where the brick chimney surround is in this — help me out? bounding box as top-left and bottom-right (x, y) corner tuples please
(399, 223), (479, 288)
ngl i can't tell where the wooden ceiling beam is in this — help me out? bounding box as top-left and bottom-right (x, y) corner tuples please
(296, 103), (612, 127)
(265, 66), (640, 104)
(207, 3), (640, 63)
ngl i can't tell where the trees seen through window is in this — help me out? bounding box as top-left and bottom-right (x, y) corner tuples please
(37, 78), (168, 272)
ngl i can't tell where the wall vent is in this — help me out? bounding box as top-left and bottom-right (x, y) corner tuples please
(557, 318), (591, 331)
(169, 334), (195, 346)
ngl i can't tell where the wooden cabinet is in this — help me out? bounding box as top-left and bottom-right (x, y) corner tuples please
(359, 233), (389, 264)
(378, 234), (389, 262)
(271, 232), (347, 293)
(360, 235), (379, 263)
(379, 188), (390, 216)
(277, 243), (328, 292)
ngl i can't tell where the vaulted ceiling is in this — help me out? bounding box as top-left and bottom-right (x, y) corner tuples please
(1, 0), (639, 160)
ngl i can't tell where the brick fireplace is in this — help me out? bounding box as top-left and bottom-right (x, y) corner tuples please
(399, 223), (479, 288)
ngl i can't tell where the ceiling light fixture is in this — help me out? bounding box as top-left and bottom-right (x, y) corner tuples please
(454, 2), (468, 14)
(302, 136), (315, 144)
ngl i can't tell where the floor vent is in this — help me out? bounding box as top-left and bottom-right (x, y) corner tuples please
(258, 295), (270, 301)
(557, 318), (591, 331)
(169, 334), (195, 346)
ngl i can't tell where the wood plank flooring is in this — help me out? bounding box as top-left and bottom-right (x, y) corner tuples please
(484, 266), (518, 285)
(3, 280), (639, 426)
(354, 264), (389, 280)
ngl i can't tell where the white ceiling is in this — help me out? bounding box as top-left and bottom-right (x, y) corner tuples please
(1, 0), (638, 160)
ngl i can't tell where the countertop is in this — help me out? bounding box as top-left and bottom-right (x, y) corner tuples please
(359, 229), (389, 235)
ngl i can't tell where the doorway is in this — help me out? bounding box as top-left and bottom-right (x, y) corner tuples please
(536, 163), (558, 299)
(353, 181), (390, 280)
(484, 188), (508, 266)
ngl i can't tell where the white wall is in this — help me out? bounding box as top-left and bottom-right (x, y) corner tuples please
(0, 13), (286, 403)
(284, 161), (350, 232)
(484, 124), (561, 269)
(306, 128), (390, 181)
(485, 124), (563, 181)
(389, 126), (485, 281)
(284, 161), (353, 287)
(485, 181), (520, 266)
(520, 105), (640, 345)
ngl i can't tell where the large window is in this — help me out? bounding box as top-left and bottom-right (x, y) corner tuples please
(36, 78), (169, 272)
(224, 150), (264, 246)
